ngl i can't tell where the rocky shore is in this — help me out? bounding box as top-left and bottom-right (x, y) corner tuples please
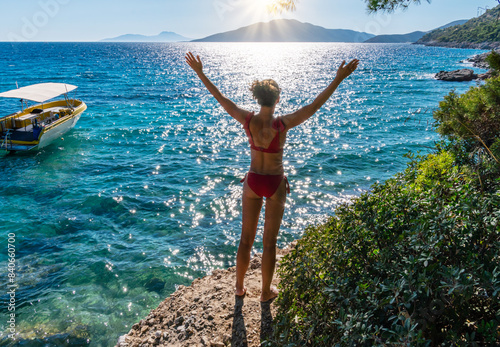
(417, 41), (500, 50)
(116, 243), (296, 347)
(435, 68), (491, 82)
(463, 50), (498, 69)
(435, 50), (497, 81)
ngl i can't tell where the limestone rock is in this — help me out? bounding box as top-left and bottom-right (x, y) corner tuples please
(114, 245), (296, 347)
(435, 69), (477, 82)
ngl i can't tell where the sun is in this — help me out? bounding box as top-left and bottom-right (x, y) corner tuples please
(244, 0), (295, 23)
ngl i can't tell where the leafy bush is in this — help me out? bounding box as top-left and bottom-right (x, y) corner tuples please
(271, 153), (500, 345)
(433, 77), (500, 149)
(270, 51), (500, 347)
(486, 50), (500, 76)
(433, 75), (500, 189)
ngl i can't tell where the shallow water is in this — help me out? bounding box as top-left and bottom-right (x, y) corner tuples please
(0, 42), (487, 346)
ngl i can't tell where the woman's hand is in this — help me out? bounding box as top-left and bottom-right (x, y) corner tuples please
(185, 52), (203, 75)
(336, 59), (359, 81)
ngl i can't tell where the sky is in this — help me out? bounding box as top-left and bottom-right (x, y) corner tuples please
(0, 0), (495, 42)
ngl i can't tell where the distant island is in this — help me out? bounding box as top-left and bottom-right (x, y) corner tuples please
(366, 20), (468, 43)
(192, 19), (374, 42)
(417, 5), (500, 49)
(98, 14), (490, 45)
(100, 31), (191, 42)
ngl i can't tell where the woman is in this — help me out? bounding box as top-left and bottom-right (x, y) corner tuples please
(185, 52), (359, 302)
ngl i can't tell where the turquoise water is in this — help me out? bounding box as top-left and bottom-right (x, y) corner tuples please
(0, 42), (488, 346)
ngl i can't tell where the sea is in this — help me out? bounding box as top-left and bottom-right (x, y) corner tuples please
(0, 42), (488, 346)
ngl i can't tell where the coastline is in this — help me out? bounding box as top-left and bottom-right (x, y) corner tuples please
(415, 40), (500, 50)
(116, 243), (296, 347)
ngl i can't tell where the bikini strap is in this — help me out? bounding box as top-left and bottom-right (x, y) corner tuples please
(240, 172), (248, 183)
(272, 116), (286, 132)
(244, 112), (254, 129)
(284, 175), (290, 195)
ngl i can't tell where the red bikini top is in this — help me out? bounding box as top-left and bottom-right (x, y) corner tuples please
(243, 112), (285, 153)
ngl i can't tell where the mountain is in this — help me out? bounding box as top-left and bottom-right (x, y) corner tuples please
(417, 6), (500, 49)
(100, 31), (191, 42)
(436, 20), (469, 30)
(365, 20), (468, 43)
(364, 31), (426, 43)
(192, 19), (374, 42)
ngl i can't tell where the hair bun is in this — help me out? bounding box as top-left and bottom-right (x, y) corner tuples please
(250, 79), (280, 107)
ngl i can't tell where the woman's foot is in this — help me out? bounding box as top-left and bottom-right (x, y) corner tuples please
(235, 287), (247, 297)
(260, 286), (278, 302)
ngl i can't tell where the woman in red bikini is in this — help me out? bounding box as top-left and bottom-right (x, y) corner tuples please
(185, 52), (359, 302)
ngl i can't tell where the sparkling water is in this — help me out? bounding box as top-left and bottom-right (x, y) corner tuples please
(0, 42), (487, 346)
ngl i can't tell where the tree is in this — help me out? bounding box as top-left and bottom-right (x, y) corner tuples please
(365, 0), (430, 12)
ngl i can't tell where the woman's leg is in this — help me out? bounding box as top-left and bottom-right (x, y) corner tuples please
(261, 178), (287, 302)
(235, 180), (263, 296)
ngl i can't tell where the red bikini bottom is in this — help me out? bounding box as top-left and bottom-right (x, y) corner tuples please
(240, 172), (290, 198)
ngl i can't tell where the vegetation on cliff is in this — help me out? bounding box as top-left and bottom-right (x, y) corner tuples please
(417, 5), (500, 45)
(269, 54), (500, 345)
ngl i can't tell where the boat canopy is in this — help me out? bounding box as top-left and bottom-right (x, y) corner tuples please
(0, 83), (77, 103)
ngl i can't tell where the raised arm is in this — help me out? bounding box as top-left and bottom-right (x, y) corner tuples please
(185, 52), (249, 125)
(282, 59), (359, 129)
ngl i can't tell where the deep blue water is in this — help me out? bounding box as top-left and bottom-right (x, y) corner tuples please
(0, 42), (488, 346)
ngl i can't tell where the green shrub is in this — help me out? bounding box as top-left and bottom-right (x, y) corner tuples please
(486, 50), (500, 76)
(269, 35), (500, 346)
(433, 77), (500, 149)
(433, 76), (500, 188)
(412, 151), (459, 192)
(271, 153), (500, 345)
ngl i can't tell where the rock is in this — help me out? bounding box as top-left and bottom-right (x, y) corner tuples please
(435, 69), (477, 82)
(117, 335), (128, 347)
(223, 313), (234, 320)
(464, 50), (499, 69)
(249, 257), (261, 269)
(478, 71), (494, 80)
(200, 335), (210, 346)
(145, 277), (166, 293)
(114, 246), (296, 347)
(195, 321), (205, 331)
(174, 315), (184, 326)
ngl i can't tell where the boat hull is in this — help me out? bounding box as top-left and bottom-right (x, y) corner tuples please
(0, 99), (86, 152)
(38, 104), (85, 148)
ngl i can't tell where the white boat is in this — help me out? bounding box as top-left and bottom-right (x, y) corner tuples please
(0, 82), (87, 153)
